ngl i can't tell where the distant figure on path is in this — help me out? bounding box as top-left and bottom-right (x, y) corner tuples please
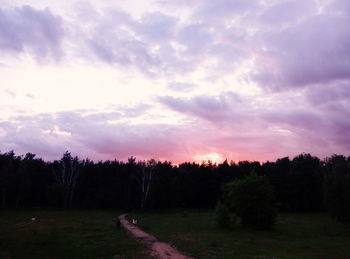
(132, 218), (138, 225)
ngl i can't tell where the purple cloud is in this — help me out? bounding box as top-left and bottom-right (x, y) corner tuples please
(177, 23), (213, 55)
(0, 5), (63, 59)
(0, 109), (190, 162)
(259, 1), (316, 26)
(306, 81), (350, 106)
(1, 0), (350, 163)
(253, 4), (350, 90)
(194, 0), (260, 22)
(134, 12), (177, 43)
(167, 82), (196, 91)
(158, 92), (245, 123)
(330, 0), (350, 14)
(86, 10), (176, 76)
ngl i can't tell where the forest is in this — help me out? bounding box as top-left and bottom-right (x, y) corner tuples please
(0, 151), (349, 222)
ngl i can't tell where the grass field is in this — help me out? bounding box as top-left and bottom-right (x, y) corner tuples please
(131, 210), (350, 259)
(0, 209), (150, 259)
(1, 209), (349, 259)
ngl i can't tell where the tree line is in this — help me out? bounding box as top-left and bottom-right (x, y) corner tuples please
(0, 151), (349, 221)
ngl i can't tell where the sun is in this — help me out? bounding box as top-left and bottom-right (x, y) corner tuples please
(194, 152), (224, 164)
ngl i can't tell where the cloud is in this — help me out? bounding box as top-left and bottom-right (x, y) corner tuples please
(329, 0), (350, 14)
(259, 1), (316, 26)
(167, 82), (196, 91)
(304, 81), (350, 149)
(134, 12), (178, 43)
(253, 2), (350, 90)
(82, 4), (249, 77)
(306, 81), (350, 106)
(4, 89), (16, 98)
(1, 0), (350, 163)
(0, 5), (63, 60)
(194, 0), (260, 22)
(177, 23), (213, 55)
(1, 96), (349, 163)
(0, 108), (187, 162)
(2, 1), (349, 92)
(85, 9), (175, 76)
(158, 92), (243, 123)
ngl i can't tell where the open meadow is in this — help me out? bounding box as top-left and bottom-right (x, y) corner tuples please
(131, 210), (350, 259)
(0, 209), (150, 259)
(1, 209), (350, 259)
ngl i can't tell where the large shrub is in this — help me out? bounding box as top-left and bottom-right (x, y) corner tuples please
(225, 175), (277, 230)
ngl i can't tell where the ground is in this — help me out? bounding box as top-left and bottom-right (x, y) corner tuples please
(130, 210), (350, 259)
(119, 213), (192, 259)
(1, 209), (349, 259)
(0, 209), (150, 259)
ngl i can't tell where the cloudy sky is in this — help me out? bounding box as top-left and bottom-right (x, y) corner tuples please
(0, 0), (349, 163)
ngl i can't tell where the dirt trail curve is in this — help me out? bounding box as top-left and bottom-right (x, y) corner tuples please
(118, 213), (193, 259)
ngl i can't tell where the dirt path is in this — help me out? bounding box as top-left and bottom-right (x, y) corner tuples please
(118, 214), (193, 259)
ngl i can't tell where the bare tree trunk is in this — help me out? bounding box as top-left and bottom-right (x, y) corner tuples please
(144, 167), (153, 204)
(67, 160), (79, 208)
(52, 154), (80, 208)
(140, 160), (155, 209)
(140, 166), (146, 209)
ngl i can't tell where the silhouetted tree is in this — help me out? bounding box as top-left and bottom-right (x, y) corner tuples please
(50, 151), (80, 208)
(324, 155), (350, 222)
(0, 149), (349, 220)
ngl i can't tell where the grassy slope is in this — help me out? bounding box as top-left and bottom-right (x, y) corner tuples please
(0, 209), (151, 259)
(131, 210), (350, 259)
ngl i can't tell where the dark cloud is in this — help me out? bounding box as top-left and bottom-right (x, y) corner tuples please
(0, 5), (63, 59)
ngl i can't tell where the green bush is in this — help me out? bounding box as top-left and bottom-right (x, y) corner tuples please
(225, 175), (277, 230)
(215, 201), (230, 228)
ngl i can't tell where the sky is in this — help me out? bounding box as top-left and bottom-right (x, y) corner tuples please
(0, 0), (349, 163)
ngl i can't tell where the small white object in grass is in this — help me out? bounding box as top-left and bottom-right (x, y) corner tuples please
(31, 217), (36, 221)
